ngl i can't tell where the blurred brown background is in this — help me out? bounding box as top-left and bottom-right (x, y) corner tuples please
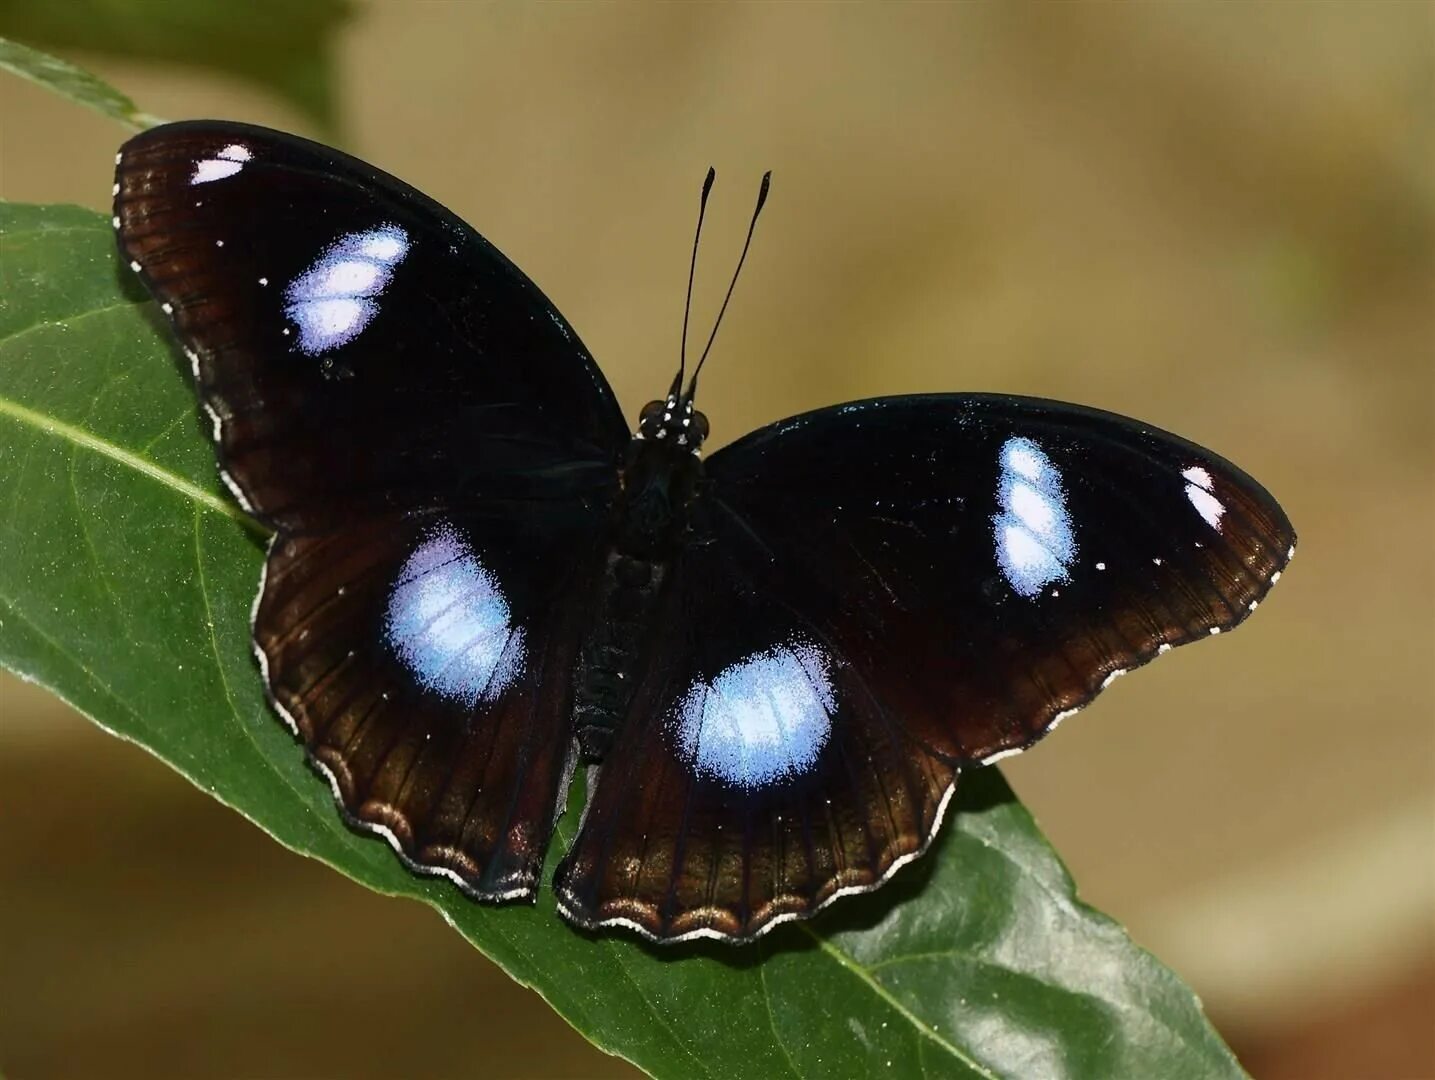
(2, 5), (1432, 1078)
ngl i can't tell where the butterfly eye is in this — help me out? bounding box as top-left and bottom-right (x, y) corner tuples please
(639, 400), (666, 435)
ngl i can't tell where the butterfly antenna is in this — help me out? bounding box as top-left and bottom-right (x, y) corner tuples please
(688, 170), (771, 396)
(674, 166), (717, 397)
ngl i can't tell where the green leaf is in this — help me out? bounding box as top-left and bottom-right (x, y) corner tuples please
(0, 0), (351, 131)
(0, 36), (161, 130)
(0, 201), (1248, 1080)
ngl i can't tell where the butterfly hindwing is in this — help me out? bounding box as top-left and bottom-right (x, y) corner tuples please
(554, 542), (955, 940)
(258, 506), (605, 899)
(556, 394), (1294, 939)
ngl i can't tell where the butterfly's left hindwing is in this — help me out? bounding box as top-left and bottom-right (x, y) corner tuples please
(555, 394), (1294, 940)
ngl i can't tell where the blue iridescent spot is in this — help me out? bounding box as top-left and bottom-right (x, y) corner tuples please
(670, 639), (836, 789)
(993, 436), (1076, 598)
(284, 224), (409, 355)
(383, 523), (524, 706)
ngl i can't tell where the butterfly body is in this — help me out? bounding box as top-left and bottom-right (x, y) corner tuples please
(114, 121), (1295, 943)
(570, 395), (711, 758)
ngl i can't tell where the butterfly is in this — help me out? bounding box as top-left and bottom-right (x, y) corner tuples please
(113, 121), (1295, 944)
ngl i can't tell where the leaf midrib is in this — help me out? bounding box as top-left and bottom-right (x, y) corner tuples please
(0, 384), (261, 532)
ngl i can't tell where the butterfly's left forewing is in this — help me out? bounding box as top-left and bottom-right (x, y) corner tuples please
(555, 394), (1294, 940)
(115, 121), (628, 533)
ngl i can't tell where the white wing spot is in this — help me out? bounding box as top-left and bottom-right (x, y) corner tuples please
(1183, 464), (1226, 531)
(993, 437), (1076, 598)
(284, 224), (410, 355)
(190, 143), (253, 186)
(1050, 707), (1080, 730)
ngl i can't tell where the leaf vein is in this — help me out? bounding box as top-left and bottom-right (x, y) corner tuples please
(758, 940), (804, 1079)
(191, 508), (335, 829)
(0, 591), (149, 736)
(0, 299), (136, 350)
(798, 926), (1000, 1080)
(606, 944), (717, 1080)
(67, 369), (131, 630)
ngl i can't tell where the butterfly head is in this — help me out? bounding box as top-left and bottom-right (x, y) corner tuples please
(636, 167), (768, 458)
(637, 393), (710, 453)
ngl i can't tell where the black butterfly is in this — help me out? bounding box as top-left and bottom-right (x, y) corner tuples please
(114, 121), (1295, 944)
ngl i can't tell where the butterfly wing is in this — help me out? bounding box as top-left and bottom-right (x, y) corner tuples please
(555, 394), (1295, 940)
(116, 122), (627, 899)
(259, 507), (601, 899)
(115, 121), (628, 532)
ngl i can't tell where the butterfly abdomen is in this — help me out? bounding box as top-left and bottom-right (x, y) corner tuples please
(568, 436), (705, 758)
(571, 551), (669, 761)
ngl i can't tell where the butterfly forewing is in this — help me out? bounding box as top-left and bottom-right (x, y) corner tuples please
(704, 394), (1294, 763)
(114, 121), (627, 533)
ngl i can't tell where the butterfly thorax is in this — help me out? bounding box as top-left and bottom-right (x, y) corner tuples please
(616, 426), (703, 553)
(571, 430), (704, 761)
